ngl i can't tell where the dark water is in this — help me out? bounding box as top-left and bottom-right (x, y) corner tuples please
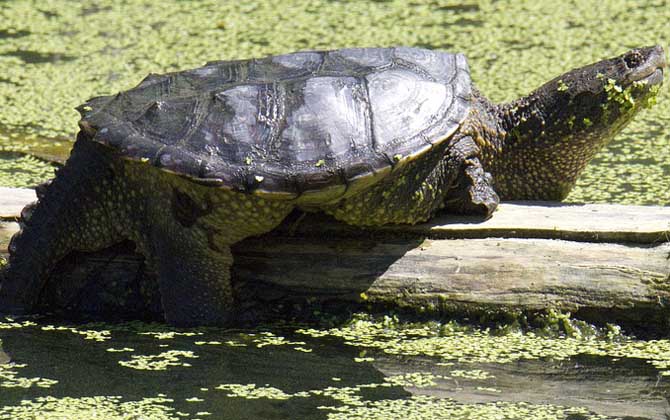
(1, 318), (668, 419)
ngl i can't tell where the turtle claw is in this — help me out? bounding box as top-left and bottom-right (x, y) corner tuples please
(19, 202), (38, 227)
(35, 180), (52, 200)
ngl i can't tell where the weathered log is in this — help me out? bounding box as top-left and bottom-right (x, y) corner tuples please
(0, 187), (36, 219)
(2, 188), (669, 242)
(1, 187), (669, 329)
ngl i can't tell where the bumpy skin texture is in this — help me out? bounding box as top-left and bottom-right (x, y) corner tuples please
(477, 47), (666, 200)
(1, 136), (294, 325)
(325, 135), (497, 225)
(0, 131), (486, 326)
(0, 46), (664, 326)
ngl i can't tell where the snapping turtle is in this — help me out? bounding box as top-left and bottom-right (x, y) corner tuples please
(0, 46), (665, 326)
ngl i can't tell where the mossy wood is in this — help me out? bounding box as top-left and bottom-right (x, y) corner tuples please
(1, 187), (669, 328)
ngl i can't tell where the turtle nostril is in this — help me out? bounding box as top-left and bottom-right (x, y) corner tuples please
(624, 51), (644, 68)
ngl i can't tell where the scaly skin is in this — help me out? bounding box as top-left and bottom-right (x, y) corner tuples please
(0, 46), (664, 325)
(474, 46), (666, 200)
(0, 131), (495, 326)
(324, 134), (498, 225)
(1, 137), (293, 326)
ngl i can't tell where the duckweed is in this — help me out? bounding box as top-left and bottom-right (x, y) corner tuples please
(323, 396), (614, 420)
(297, 315), (670, 375)
(105, 347), (134, 353)
(604, 78), (636, 108)
(0, 317), (664, 418)
(248, 331), (307, 348)
(556, 80), (568, 92)
(208, 378), (617, 419)
(40, 325), (111, 342)
(0, 364), (58, 389)
(383, 372), (443, 388)
(194, 340), (247, 347)
(0, 396), (177, 420)
(216, 383), (294, 400)
(139, 331), (203, 340)
(449, 369), (495, 380)
(0, 153), (54, 188)
(0, 319), (37, 330)
(118, 350), (199, 371)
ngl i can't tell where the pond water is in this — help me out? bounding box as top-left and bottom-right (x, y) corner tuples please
(0, 0), (669, 418)
(1, 315), (669, 419)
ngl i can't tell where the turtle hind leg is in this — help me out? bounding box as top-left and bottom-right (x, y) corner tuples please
(0, 135), (127, 314)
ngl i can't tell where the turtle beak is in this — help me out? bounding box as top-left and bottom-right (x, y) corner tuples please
(623, 45), (665, 87)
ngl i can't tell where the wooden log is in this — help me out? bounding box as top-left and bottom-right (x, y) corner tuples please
(232, 235), (670, 329)
(1, 187), (669, 329)
(2, 187), (669, 242)
(0, 187), (36, 219)
(281, 202), (670, 244)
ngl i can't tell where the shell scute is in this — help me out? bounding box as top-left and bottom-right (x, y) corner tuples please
(320, 48), (394, 74)
(78, 47), (472, 199)
(249, 51), (323, 81)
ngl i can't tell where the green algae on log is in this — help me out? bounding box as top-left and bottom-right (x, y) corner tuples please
(1, 187), (668, 330)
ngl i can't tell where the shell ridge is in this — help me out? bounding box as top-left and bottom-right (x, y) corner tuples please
(446, 58), (463, 86)
(353, 74), (376, 165)
(358, 73), (382, 163)
(315, 51), (328, 75)
(258, 81), (285, 159)
(177, 94), (213, 164)
(391, 57), (438, 83)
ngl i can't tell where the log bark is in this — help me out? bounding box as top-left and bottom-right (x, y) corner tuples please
(231, 233), (670, 329)
(1, 187), (669, 329)
(0, 187), (36, 219)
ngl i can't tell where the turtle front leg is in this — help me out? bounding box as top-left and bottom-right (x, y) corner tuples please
(443, 136), (499, 217)
(150, 226), (236, 326)
(140, 181), (294, 326)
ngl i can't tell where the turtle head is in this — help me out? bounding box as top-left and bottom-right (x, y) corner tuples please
(489, 45), (665, 201)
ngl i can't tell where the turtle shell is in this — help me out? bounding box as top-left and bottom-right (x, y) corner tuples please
(78, 47), (472, 201)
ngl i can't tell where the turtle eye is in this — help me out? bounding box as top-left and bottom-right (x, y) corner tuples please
(623, 51), (644, 68)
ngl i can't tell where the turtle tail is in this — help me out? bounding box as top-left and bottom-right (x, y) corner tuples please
(0, 134), (126, 314)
